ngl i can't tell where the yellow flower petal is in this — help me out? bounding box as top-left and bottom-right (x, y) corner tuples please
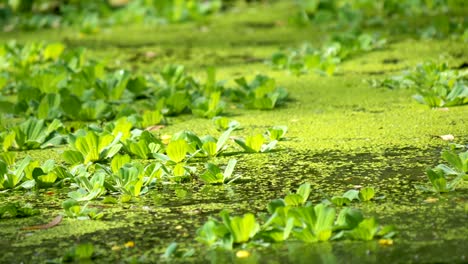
(236, 250), (250, 258)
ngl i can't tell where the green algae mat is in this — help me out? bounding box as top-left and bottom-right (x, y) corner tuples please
(0, 1), (467, 263)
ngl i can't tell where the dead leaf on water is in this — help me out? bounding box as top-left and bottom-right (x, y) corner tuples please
(439, 134), (454, 141)
(424, 197), (439, 203)
(111, 245), (121, 251)
(144, 51), (157, 59)
(145, 125), (165, 131)
(21, 215), (63, 231)
(435, 107), (449, 111)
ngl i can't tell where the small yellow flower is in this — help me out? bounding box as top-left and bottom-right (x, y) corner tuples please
(124, 241), (135, 248)
(161, 134), (172, 145)
(236, 250), (250, 258)
(378, 239), (393, 246)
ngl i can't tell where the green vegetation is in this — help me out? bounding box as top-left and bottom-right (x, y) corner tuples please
(0, 202), (39, 218)
(417, 147), (468, 193)
(270, 33), (386, 76)
(0, 0), (467, 263)
(197, 183), (394, 248)
(374, 61), (468, 107)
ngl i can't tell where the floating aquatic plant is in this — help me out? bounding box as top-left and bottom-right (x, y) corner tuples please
(234, 134), (277, 153)
(373, 61), (468, 107)
(197, 183), (395, 249)
(0, 156), (32, 190)
(1, 118), (63, 151)
(199, 159), (238, 184)
(232, 75), (288, 110)
(0, 202), (39, 218)
(197, 210), (260, 250)
(416, 148), (467, 193)
(63, 130), (122, 165)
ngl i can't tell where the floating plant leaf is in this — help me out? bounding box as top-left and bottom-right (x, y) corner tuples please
(331, 196), (351, 206)
(200, 159), (238, 184)
(220, 210), (260, 244)
(290, 203), (336, 242)
(358, 187), (375, 201)
(4, 118), (63, 150)
(334, 207), (364, 230)
(346, 218), (379, 241)
(267, 126), (288, 141)
(0, 156), (32, 190)
(65, 130), (122, 164)
(285, 183), (311, 206)
(235, 134), (272, 153)
(166, 139), (189, 163)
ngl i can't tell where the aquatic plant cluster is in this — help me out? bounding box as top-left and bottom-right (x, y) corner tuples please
(2, 37), (464, 256)
(371, 61), (468, 107)
(0, 0), (224, 32)
(196, 183), (395, 250)
(0, 41), (287, 122)
(269, 32), (387, 76)
(0, 43), (288, 214)
(0, 0), (467, 262)
(292, 0), (467, 40)
(417, 145), (468, 193)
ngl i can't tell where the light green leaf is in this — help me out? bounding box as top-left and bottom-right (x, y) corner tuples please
(221, 211), (260, 244)
(358, 187), (375, 201)
(166, 139), (188, 163)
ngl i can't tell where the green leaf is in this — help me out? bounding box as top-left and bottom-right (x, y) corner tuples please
(290, 204), (336, 242)
(0, 152), (17, 166)
(202, 141), (217, 157)
(141, 110), (163, 128)
(43, 43), (65, 61)
(346, 218), (379, 241)
(261, 140), (278, 152)
(313, 203), (336, 241)
(200, 163), (223, 184)
(216, 128), (234, 154)
(342, 189), (360, 201)
(426, 168), (449, 192)
(358, 187), (375, 201)
(196, 219), (229, 247)
(223, 159), (237, 181)
(69, 131), (121, 164)
(74, 132), (100, 163)
(37, 93), (61, 120)
(331, 196), (351, 206)
(284, 194), (305, 206)
(73, 243), (94, 260)
(441, 150), (463, 172)
(9, 118), (63, 150)
(166, 139), (188, 163)
(234, 138), (254, 153)
(2, 132), (16, 152)
(63, 150), (84, 165)
(110, 154), (131, 174)
(296, 183), (311, 204)
(267, 126), (288, 140)
(112, 117), (133, 141)
(246, 134), (265, 152)
(221, 210), (260, 244)
(335, 207), (364, 230)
